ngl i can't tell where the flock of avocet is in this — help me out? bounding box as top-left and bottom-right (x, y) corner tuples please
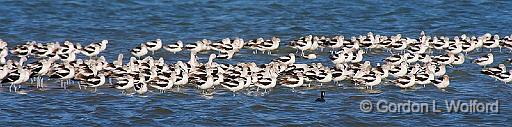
(0, 31), (511, 95)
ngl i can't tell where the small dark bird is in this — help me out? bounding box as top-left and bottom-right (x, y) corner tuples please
(315, 91), (325, 102)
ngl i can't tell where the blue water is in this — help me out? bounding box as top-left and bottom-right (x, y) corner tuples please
(1, 0), (512, 126)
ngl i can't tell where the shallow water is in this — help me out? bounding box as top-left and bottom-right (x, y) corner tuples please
(1, 0), (512, 126)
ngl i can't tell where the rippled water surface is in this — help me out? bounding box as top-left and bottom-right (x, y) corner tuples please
(1, 0), (512, 126)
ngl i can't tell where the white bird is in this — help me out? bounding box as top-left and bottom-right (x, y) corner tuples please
(433, 64), (447, 77)
(2, 57), (29, 92)
(221, 77), (246, 93)
(131, 43), (148, 58)
(495, 70), (512, 83)
(197, 73), (214, 94)
(483, 34), (500, 51)
(394, 74), (416, 89)
(389, 62), (408, 77)
(163, 40), (183, 54)
(115, 75), (135, 93)
(384, 54), (404, 65)
(452, 53), (465, 65)
(134, 74), (148, 94)
(302, 53), (317, 59)
(280, 73), (305, 88)
(257, 36), (280, 54)
(145, 39), (162, 54)
(481, 64), (506, 77)
(49, 62), (76, 89)
(149, 73), (176, 93)
(185, 40), (206, 53)
(81, 43), (101, 59)
(82, 74), (106, 92)
(355, 73), (382, 90)
(432, 75), (450, 89)
(473, 53), (493, 67)
(272, 53), (295, 65)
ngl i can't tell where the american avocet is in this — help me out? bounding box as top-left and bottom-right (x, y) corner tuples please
(473, 53), (493, 67)
(503, 36), (512, 52)
(447, 38), (463, 54)
(221, 77), (246, 94)
(209, 38), (229, 52)
(432, 36), (448, 50)
(216, 50), (236, 59)
(495, 70), (512, 83)
(134, 74), (148, 94)
(461, 37), (476, 54)
(27, 58), (55, 88)
(394, 74), (416, 89)
(309, 36), (320, 51)
(432, 75), (450, 89)
(389, 62), (408, 77)
(330, 50), (347, 64)
(355, 72), (382, 90)
(302, 53), (317, 59)
(350, 50), (365, 63)
(185, 40), (206, 53)
(115, 75), (135, 93)
(49, 62), (76, 89)
(375, 63), (390, 78)
(11, 42), (34, 58)
(131, 43), (148, 59)
(2, 57), (29, 92)
(433, 64), (447, 77)
(316, 67), (333, 86)
(331, 65), (348, 86)
(163, 40), (183, 54)
(452, 53), (465, 65)
(384, 54), (404, 65)
(290, 35), (312, 55)
(247, 38), (264, 54)
(433, 52), (455, 65)
(418, 53), (432, 63)
(481, 64), (506, 76)
(0, 41), (8, 63)
(415, 68), (434, 87)
(344, 36), (360, 50)
(273, 53), (295, 65)
(196, 70), (215, 94)
(81, 43), (101, 59)
(389, 38), (408, 54)
(93, 40), (109, 52)
(58, 41), (75, 54)
(327, 36), (344, 51)
(406, 63), (421, 74)
(359, 34), (374, 49)
(280, 73), (305, 88)
(404, 53), (419, 63)
(149, 73), (175, 93)
(257, 36), (280, 55)
(255, 66), (278, 92)
(59, 49), (79, 62)
(483, 34), (500, 51)
(145, 39), (162, 54)
(407, 43), (429, 54)
(378, 36), (393, 49)
(0, 60), (13, 85)
(32, 43), (51, 58)
(82, 74), (106, 92)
